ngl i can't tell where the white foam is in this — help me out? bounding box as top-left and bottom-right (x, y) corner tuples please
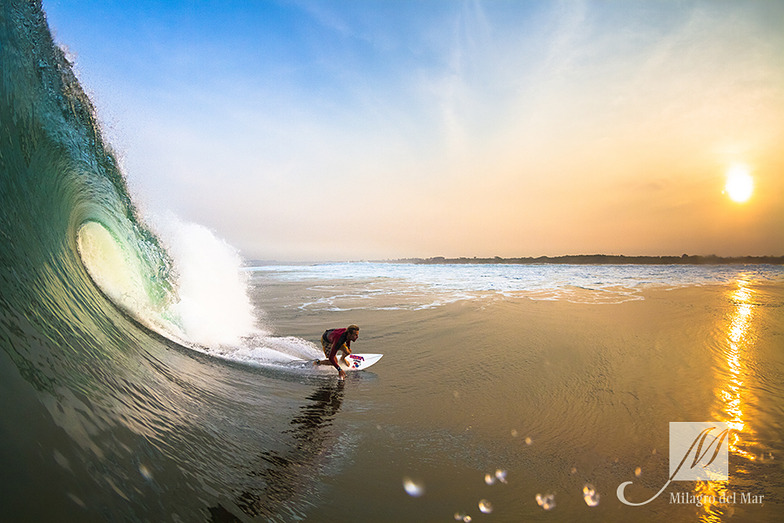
(250, 262), (784, 307)
(207, 335), (322, 367)
(150, 213), (264, 347)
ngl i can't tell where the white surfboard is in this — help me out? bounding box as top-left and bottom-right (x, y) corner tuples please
(338, 353), (383, 371)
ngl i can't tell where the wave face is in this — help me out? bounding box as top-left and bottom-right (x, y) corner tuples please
(1, 3), (332, 521)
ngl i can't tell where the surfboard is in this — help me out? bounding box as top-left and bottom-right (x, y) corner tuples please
(338, 353), (383, 371)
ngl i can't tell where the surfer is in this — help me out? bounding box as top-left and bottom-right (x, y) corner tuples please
(314, 324), (360, 380)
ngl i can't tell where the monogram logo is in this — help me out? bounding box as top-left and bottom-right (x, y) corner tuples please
(617, 422), (730, 506)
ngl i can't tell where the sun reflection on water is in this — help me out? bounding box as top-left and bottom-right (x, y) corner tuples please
(696, 278), (759, 521)
(721, 279), (756, 459)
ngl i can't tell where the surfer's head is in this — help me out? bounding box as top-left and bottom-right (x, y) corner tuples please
(347, 324), (360, 341)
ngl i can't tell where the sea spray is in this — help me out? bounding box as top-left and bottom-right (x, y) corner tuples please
(149, 213), (264, 347)
(144, 215), (323, 365)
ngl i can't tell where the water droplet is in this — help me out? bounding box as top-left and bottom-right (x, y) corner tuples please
(583, 484), (600, 507)
(139, 464), (153, 481)
(570, 466), (578, 475)
(484, 473), (496, 485)
(454, 513), (472, 522)
(634, 466), (642, 477)
(536, 493), (556, 510)
(403, 477), (425, 497)
(478, 499), (493, 514)
(525, 436), (533, 445)
(495, 469), (507, 483)
(53, 450), (70, 470)
(66, 492), (86, 508)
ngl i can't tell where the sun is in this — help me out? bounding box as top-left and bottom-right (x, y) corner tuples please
(724, 165), (754, 203)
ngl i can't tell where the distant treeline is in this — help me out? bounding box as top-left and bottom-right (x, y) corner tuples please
(391, 255), (784, 265)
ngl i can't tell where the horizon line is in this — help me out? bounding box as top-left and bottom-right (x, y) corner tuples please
(244, 253), (784, 266)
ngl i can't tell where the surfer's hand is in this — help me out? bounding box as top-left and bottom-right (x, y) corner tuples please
(338, 370), (346, 380)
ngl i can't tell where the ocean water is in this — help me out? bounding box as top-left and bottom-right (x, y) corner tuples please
(250, 264), (784, 523)
(249, 261), (784, 306)
(2, 2), (783, 522)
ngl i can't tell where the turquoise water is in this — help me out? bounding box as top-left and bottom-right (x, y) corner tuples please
(2, 2), (783, 522)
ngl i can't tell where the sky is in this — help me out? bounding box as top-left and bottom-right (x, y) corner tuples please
(43, 0), (784, 261)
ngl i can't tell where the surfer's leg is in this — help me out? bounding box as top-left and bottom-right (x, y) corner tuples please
(315, 334), (331, 365)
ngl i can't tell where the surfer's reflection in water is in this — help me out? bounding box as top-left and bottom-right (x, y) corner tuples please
(209, 380), (345, 522)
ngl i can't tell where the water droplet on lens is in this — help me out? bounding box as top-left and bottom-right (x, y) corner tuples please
(484, 473), (496, 485)
(403, 477), (425, 497)
(536, 493), (556, 510)
(511, 429), (518, 438)
(66, 492), (86, 508)
(139, 464), (153, 481)
(53, 450), (70, 470)
(634, 466), (642, 477)
(478, 499), (493, 513)
(525, 437), (533, 445)
(495, 469), (507, 483)
(583, 484), (600, 507)
(454, 513), (472, 522)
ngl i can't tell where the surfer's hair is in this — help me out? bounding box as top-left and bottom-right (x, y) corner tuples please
(347, 324), (360, 333)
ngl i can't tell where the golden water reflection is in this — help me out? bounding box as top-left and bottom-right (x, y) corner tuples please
(696, 277), (760, 522)
(722, 280), (756, 456)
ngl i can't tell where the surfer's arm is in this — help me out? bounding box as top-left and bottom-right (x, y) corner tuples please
(330, 332), (350, 378)
(329, 351), (346, 380)
(329, 351), (341, 371)
(328, 342), (342, 370)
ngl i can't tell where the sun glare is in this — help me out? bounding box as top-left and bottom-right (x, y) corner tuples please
(725, 165), (754, 203)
